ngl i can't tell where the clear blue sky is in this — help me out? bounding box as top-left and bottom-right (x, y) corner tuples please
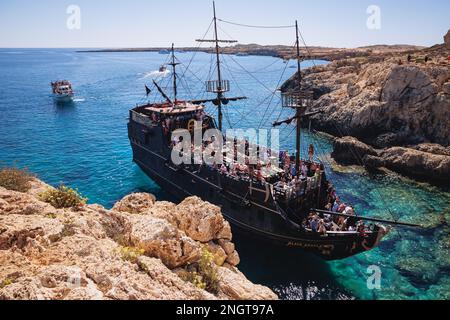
(0, 0), (448, 48)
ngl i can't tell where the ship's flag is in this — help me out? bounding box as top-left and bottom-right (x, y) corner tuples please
(145, 85), (151, 96)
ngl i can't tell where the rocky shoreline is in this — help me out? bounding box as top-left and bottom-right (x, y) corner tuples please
(283, 30), (450, 186)
(0, 178), (277, 300)
(332, 137), (450, 186)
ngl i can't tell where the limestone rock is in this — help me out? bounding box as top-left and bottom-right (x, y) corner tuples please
(0, 214), (64, 250)
(217, 267), (277, 300)
(128, 214), (201, 269)
(380, 147), (450, 185)
(225, 250), (241, 267)
(137, 256), (215, 300)
(332, 136), (450, 185)
(331, 136), (378, 165)
(173, 197), (231, 243)
(282, 46), (450, 185)
(412, 143), (450, 156)
(444, 29), (450, 48)
(443, 82), (450, 95)
(0, 187), (56, 217)
(206, 242), (228, 266)
(218, 239), (236, 255)
(285, 50), (450, 148)
(0, 178), (276, 300)
(112, 193), (156, 214)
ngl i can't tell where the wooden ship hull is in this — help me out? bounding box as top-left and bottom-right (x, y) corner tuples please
(53, 93), (74, 102)
(128, 114), (388, 260)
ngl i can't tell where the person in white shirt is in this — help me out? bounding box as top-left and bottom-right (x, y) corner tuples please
(343, 206), (355, 216)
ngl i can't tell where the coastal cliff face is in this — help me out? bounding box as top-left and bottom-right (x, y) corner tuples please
(0, 179), (277, 300)
(298, 52), (450, 147)
(283, 32), (450, 185)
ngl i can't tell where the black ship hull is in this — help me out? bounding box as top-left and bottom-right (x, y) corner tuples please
(128, 118), (387, 260)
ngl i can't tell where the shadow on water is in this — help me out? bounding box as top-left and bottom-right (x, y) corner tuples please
(53, 99), (76, 113)
(231, 229), (355, 300)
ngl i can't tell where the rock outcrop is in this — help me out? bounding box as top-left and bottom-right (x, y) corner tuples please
(332, 136), (450, 185)
(283, 37), (450, 185)
(445, 29), (450, 48)
(0, 180), (277, 300)
(307, 61), (450, 147)
(284, 41), (450, 148)
(332, 136), (378, 165)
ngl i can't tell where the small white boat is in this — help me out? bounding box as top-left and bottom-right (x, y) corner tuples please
(51, 80), (74, 102)
(159, 65), (167, 73)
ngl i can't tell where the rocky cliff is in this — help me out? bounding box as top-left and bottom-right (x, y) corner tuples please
(293, 52), (450, 147)
(0, 179), (277, 300)
(445, 30), (450, 48)
(283, 30), (450, 185)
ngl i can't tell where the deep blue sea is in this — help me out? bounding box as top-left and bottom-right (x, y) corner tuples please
(0, 48), (448, 300)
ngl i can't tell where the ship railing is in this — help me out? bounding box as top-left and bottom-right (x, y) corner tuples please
(273, 176), (320, 201)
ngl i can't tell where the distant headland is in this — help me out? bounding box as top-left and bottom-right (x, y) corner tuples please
(78, 43), (426, 62)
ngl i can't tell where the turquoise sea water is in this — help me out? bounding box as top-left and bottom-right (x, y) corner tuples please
(0, 49), (448, 300)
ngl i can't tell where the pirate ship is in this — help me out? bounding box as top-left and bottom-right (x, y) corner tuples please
(128, 3), (419, 260)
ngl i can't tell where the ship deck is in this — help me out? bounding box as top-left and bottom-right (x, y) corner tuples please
(136, 101), (205, 116)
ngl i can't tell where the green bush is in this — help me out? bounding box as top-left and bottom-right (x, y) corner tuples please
(0, 167), (34, 192)
(118, 246), (145, 263)
(40, 185), (87, 209)
(0, 278), (14, 289)
(182, 248), (220, 294)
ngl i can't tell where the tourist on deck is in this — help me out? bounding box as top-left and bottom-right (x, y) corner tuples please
(343, 205), (355, 216)
(275, 177), (287, 189)
(256, 170), (265, 183)
(290, 164), (297, 177)
(357, 221), (366, 236)
(332, 197), (341, 212)
(284, 151), (291, 172)
(220, 164), (228, 175)
(327, 183), (336, 204)
(162, 123), (169, 137)
(310, 215), (319, 233)
(301, 163), (308, 178)
(317, 219), (327, 235)
(151, 112), (158, 123)
(308, 144), (315, 162)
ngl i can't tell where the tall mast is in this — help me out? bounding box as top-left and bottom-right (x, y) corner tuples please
(295, 20), (302, 173)
(213, 1), (223, 131)
(277, 21), (314, 173)
(168, 43), (180, 104)
(196, 2), (239, 131)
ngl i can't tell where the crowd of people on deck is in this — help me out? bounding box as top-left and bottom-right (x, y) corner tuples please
(161, 112), (370, 234)
(170, 129), (324, 200)
(304, 186), (367, 234)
